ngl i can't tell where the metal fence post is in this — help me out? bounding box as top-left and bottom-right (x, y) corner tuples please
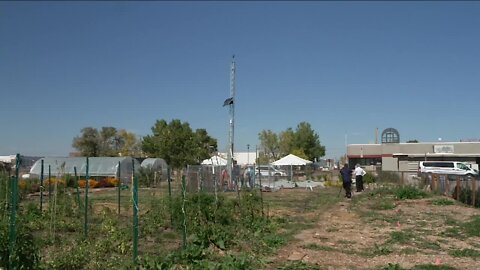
(167, 167), (173, 227)
(181, 174), (187, 249)
(84, 157), (89, 238)
(117, 161), (121, 215)
(8, 154), (20, 270)
(48, 165), (51, 201)
(132, 159), (139, 265)
(40, 159), (44, 212)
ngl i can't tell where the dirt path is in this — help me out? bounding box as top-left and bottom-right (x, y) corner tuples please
(271, 192), (480, 270)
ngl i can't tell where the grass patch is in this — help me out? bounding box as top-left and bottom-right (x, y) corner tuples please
(430, 198), (454, 206)
(337, 239), (356, 245)
(462, 216), (480, 237)
(388, 230), (415, 245)
(372, 243), (393, 255)
(440, 227), (464, 239)
(415, 240), (441, 251)
(370, 198), (397, 210)
(449, 248), (480, 258)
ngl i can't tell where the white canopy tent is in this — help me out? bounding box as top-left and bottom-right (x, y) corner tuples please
(271, 154), (312, 181)
(271, 154), (312, 166)
(201, 155), (228, 166)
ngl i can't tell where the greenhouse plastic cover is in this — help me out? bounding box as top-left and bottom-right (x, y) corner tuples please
(140, 158), (168, 171)
(29, 157), (140, 182)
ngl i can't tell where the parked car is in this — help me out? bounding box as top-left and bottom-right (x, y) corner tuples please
(418, 161), (478, 177)
(255, 165), (287, 177)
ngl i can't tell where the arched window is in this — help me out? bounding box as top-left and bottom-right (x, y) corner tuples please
(381, 128), (400, 144)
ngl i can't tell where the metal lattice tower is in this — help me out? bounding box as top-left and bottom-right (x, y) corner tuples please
(227, 55), (236, 186)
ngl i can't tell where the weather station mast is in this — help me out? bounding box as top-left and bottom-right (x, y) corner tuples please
(223, 55), (236, 189)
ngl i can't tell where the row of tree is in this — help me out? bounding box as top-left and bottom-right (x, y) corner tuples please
(72, 120), (324, 169)
(72, 120), (217, 169)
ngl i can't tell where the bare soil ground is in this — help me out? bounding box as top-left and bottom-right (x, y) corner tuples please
(270, 189), (480, 270)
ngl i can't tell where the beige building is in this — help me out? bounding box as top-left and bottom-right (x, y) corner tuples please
(346, 129), (480, 172)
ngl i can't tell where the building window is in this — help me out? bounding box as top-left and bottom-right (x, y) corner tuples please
(381, 128), (400, 144)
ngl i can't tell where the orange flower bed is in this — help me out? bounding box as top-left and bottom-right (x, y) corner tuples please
(78, 179), (99, 188)
(107, 177), (119, 187)
(45, 178), (66, 186)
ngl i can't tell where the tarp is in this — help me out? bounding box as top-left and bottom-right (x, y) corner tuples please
(271, 154), (312, 166)
(201, 155), (228, 166)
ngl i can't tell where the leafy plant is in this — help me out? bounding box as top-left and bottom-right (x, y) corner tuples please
(0, 222), (41, 270)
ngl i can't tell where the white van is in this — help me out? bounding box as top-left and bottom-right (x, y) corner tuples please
(418, 161), (478, 177)
(255, 165), (287, 177)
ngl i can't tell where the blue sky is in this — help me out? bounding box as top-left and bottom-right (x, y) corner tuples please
(1, 2), (479, 159)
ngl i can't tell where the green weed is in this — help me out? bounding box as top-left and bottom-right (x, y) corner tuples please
(431, 199), (454, 206)
(394, 186), (428, 200)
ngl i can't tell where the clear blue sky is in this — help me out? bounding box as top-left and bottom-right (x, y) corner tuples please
(1, 2), (479, 159)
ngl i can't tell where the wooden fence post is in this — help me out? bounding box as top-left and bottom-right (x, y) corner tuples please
(445, 175), (450, 196)
(472, 178), (476, 207)
(456, 177), (460, 200)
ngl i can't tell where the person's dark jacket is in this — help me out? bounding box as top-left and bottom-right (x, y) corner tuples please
(340, 166), (352, 183)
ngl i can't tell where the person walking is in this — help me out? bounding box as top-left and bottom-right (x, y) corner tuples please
(340, 163), (353, 198)
(354, 164), (366, 192)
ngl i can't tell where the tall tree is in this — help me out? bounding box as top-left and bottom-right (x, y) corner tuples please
(293, 122), (325, 161)
(279, 128), (295, 157)
(258, 130), (279, 161)
(142, 119), (217, 169)
(72, 127), (100, 157)
(118, 129), (142, 157)
(99, 127), (119, 156)
(258, 122), (326, 162)
(72, 127), (141, 157)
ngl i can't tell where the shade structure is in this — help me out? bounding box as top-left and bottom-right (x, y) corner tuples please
(29, 157), (139, 183)
(271, 154), (312, 166)
(201, 155), (228, 166)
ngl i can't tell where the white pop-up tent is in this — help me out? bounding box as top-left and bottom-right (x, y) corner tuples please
(271, 154), (312, 166)
(201, 155), (228, 166)
(272, 154), (312, 181)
